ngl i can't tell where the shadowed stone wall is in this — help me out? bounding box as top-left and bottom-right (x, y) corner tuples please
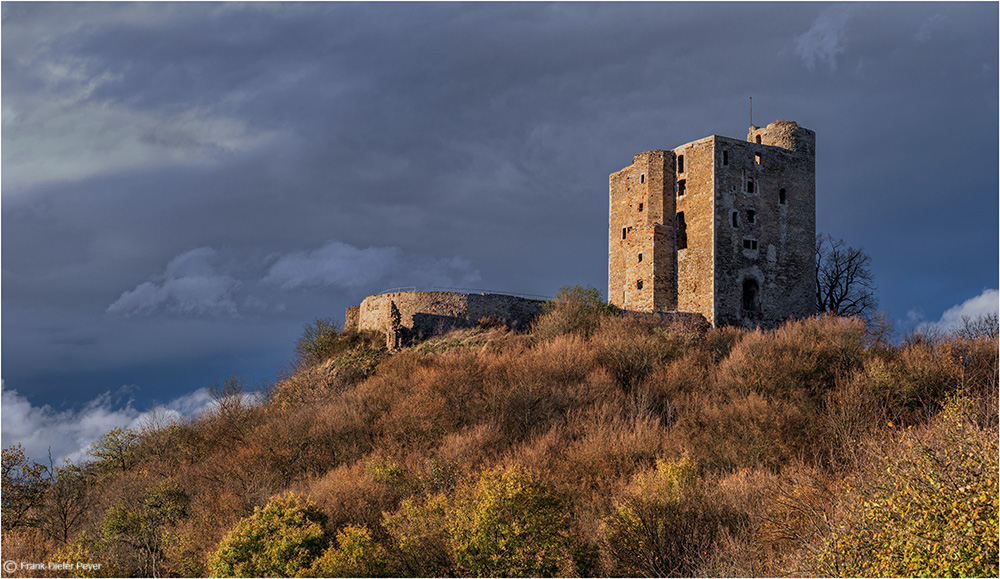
(350, 291), (545, 347)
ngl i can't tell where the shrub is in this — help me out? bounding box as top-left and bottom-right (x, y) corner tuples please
(533, 285), (617, 340)
(383, 494), (453, 576)
(602, 455), (743, 577)
(208, 494), (329, 577)
(816, 396), (999, 577)
(306, 525), (387, 578)
(295, 317), (341, 367)
(450, 466), (572, 577)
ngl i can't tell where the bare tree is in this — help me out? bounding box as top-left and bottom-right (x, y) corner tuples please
(816, 234), (878, 320)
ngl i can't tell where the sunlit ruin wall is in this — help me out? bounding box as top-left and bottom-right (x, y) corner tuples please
(609, 119), (816, 328)
(346, 291), (546, 348)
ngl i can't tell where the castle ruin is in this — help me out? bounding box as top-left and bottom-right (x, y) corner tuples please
(347, 119), (816, 345)
(609, 120), (816, 327)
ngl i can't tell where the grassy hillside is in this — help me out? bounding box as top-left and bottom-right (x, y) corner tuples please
(3, 290), (997, 577)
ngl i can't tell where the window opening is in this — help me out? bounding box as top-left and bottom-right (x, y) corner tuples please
(755, 135), (762, 144)
(746, 178), (754, 194)
(747, 209), (756, 224)
(638, 202), (643, 212)
(677, 179), (686, 197)
(676, 212), (687, 250)
(677, 155), (685, 173)
(621, 227), (628, 240)
(779, 188), (787, 205)
(755, 153), (762, 165)
(637, 253), (643, 263)
(742, 279), (761, 312)
(732, 211), (739, 227)
(636, 280), (643, 290)
(640, 173), (645, 184)
(722, 150), (729, 166)
(743, 239), (758, 250)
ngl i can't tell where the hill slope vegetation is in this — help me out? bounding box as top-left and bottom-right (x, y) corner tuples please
(3, 289), (998, 577)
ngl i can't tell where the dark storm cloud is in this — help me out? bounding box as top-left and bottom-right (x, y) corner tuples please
(2, 3), (997, 452)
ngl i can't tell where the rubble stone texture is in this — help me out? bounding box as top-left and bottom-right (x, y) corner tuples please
(609, 120), (816, 327)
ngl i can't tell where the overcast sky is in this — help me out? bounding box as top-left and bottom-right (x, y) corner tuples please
(3, 2), (997, 462)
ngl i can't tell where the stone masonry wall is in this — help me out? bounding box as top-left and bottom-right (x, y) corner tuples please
(674, 136), (717, 324)
(610, 119), (816, 328)
(712, 121), (815, 327)
(608, 150), (676, 311)
(355, 291), (545, 347)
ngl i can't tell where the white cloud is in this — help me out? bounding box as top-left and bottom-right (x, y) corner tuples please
(264, 240), (481, 291)
(1, 382), (218, 465)
(918, 288), (999, 334)
(107, 248), (241, 317)
(264, 242), (403, 290)
(796, 6), (856, 71)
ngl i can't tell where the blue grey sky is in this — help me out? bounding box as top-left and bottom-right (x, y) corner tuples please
(3, 2), (997, 462)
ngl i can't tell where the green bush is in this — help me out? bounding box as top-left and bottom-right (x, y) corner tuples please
(294, 318), (342, 367)
(816, 397), (999, 577)
(208, 494), (329, 577)
(306, 525), (386, 578)
(533, 285), (617, 340)
(383, 494), (453, 576)
(603, 455), (742, 577)
(450, 466), (572, 577)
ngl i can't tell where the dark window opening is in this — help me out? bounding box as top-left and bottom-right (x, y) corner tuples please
(755, 135), (762, 144)
(746, 179), (754, 194)
(636, 280), (643, 290)
(637, 253), (643, 263)
(732, 211), (739, 227)
(743, 239), (758, 250)
(676, 212), (687, 250)
(677, 179), (686, 197)
(621, 227), (628, 240)
(779, 188), (787, 205)
(677, 154), (685, 173)
(755, 152), (762, 165)
(722, 150), (729, 166)
(640, 173), (645, 184)
(747, 209), (756, 224)
(742, 279), (761, 312)
(638, 202), (643, 212)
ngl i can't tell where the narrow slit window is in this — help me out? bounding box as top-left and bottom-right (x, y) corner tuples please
(779, 188), (787, 205)
(732, 211), (739, 227)
(746, 179), (754, 194)
(722, 150), (729, 166)
(637, 253), (643, 263)
(677, 154), (685, 173)
(640, 173), (645, 184)
(638, 202), (643, 212)
(755, 152), (762, 165)
(742, 279), (760, 312)
(747, 209), (756, 224)
(676, 212), (687, 250)
(677, 179), (686, 197)
(621, 227), (628, 240)
(636, 280), (643, 290)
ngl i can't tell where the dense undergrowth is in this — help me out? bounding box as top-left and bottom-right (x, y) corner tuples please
(3, 288), (997, 577)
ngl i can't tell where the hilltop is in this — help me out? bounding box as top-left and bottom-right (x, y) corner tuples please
(2, 288), (997, 577)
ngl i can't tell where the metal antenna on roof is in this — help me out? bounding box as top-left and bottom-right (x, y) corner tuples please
(749, 96), (753, 127)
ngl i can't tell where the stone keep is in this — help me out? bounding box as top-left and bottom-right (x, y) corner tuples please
(608, 120), (816, 327)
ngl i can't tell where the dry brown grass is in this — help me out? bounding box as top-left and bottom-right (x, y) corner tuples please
(6, 306), (997, 578)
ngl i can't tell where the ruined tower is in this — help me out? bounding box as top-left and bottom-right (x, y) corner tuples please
(608, 120), (816, 327)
